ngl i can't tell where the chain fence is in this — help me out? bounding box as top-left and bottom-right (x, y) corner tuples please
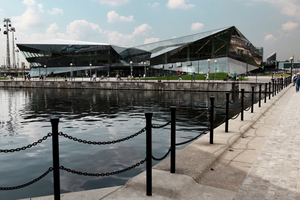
(0, 133), (52, 153)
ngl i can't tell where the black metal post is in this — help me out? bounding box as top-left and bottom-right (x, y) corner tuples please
(264, 83), (267, 103)
(259, 84), (262, 107)
(170, 106), (176, 173)
(251, 86), (254, 113)
(272, 81), (274, 97)
(241, 89), (244, 121)
(51, 117), (60, 200)
(145, 112), (153, 196)
(210, 96), (215, 144)
(269, 82), (271, 99)
(225, 92), (229, 133)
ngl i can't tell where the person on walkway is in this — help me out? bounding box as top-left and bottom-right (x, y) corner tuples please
(178, 74), (182, 81)
(296, 73), (300, 92)
(233, 71), (237, 80)
(292, 73), (297, 86)
(191, 73), (195, 82)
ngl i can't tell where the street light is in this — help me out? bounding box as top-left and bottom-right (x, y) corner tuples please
(89, 63), (92, 81)
(144, 61), (147, 81)
(214, 60), (217, 81)
(44, 65), (47, 80)
(290, 56), (294, 77)
(70, 63), (73, 81)
(207, 59), (210, 81)
(130, 61), (133, 81)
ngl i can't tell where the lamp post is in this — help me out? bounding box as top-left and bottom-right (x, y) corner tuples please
(144, 62), (147, 81)
(214, 60), (217, 81)
(207, 59), (210, 81)
(70, 63), (73, 81)
(290, 56), (294, 77)
(89, 63), (92, 81)
(130, 61), (133, 81)
(44, 65), (47, 80)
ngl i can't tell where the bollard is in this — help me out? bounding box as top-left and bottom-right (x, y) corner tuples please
(225, 93), (229, 133)
(210, 96), (215, 144)
(264, 83), (267, 103)
(51, 118), (61, 200)
(269, 82), (271, 99)
(272, 81), (275, 97)
(259, 84), (262, 107)
(170, 106), (176, 173)
(251, 86), (254, 113)
(241, 89), (244, 121)
(145, 112), (153, 196)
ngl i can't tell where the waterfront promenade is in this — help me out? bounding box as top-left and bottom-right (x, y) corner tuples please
(20, 77), (298, 200)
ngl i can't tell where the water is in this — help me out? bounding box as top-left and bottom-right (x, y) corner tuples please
(0, 88), (244, 200)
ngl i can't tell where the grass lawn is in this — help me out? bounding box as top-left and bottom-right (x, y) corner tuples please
(144, 72), (248, 81)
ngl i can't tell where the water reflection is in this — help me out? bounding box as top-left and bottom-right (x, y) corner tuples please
(0, 88), (245, 200)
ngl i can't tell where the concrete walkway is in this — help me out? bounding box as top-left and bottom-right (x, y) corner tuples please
(23, 83), (297, 200)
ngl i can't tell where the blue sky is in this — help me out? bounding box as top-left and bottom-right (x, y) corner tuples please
(0, 0), (299, 66)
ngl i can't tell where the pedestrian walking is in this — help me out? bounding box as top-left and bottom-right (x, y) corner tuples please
(296, 73), (300, 92)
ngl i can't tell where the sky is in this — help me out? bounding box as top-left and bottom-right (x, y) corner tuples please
(0, 0), (299, 67)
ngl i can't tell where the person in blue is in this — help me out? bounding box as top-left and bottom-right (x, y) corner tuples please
(233, 71), (237, 80)
(296, 73), (300, 92)
(191, 72), (195, 82)
(178, 74), (182, 81)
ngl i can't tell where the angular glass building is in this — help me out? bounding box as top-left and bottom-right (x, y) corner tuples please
(17, 26), (263, 77)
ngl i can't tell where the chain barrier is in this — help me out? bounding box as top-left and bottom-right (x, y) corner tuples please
(60, 159), (146, 177)
(177, 109), (208, 122)
(175, 127), (209, 146)
(214, 101), (227, 109)
(243, 93), (252, 99)
(245, 106), (251, 111)
(0, 133), (52, 153)
(152, 121), (171, 129)
(152, 148), (171, 161)
(231, 112), (240, 120)
(59, 127), (146, 145)
(214, 115), (227, 127)
(0, 167), (53, 190)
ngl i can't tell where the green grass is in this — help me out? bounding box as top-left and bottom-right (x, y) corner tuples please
(144, 72), (248, 81)
(263, 73), (291, 77)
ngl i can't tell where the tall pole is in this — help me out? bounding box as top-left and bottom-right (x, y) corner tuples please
(3, 18), (11, 68)
(11, 27), (16, 69)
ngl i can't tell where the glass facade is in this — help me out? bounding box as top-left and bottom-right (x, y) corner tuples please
(17, 26), (263, 77)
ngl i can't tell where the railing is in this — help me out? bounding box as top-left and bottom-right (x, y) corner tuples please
(0, 76), (291, 199)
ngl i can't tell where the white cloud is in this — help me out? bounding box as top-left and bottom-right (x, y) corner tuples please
(282, 21), (299, 31)
(12, 0), (45, 31)
(66, 20), (102, 41)
(166, 0), (195, 9)
(106, 23), (152, 45)
(132, 24), (152, 36)
(48, 7), (63, 15)
(264, 34), (277, 42)
(148, 2), (160, 7)
(106, 31), (133, 44)
(191, 23), (204, 31)
(253, 0), (300, 20)
(107, 11), (134, 22)
(144, 38), (160, 44)
(95, 0), (130, 6)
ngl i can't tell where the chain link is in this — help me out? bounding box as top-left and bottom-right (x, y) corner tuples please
(231, 112), (240, 120)
(60, 158), (146, 177)
(0, 167), (53, 190)
(0, 133), (52, 153)
(59, 127), (146, 145)
(152, 148), (171, 161)
(152, 121), (171, 129)
(176, 127), (209, 146)
(177, 108), (208, 122)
